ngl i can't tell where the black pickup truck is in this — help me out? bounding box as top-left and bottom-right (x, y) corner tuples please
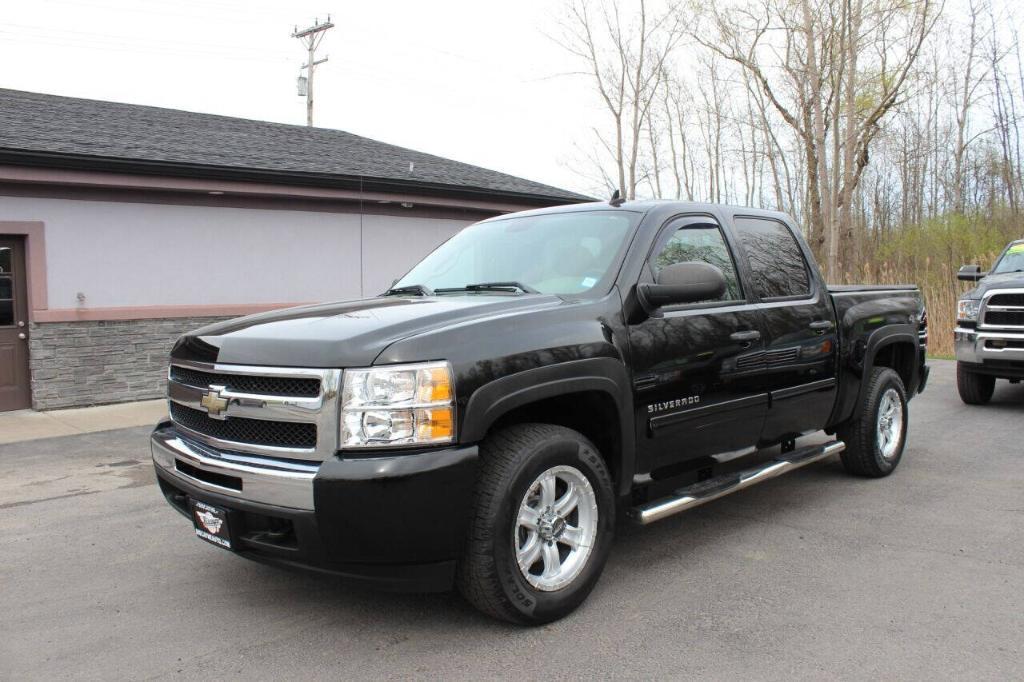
(152, 200), (929, 624)
(955, 239), (1024, 403)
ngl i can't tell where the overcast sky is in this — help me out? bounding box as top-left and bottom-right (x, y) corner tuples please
(0, 0), (607, 196)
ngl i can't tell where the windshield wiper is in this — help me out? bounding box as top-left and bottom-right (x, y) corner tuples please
(435, 281), (540, 295)
(383, 284), (434, 297)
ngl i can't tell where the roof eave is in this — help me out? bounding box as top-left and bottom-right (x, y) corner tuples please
(0, 149), (593, 207)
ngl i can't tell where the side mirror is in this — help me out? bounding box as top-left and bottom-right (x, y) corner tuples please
(957, 264), (986, 282)
(639, 262), (727, 309)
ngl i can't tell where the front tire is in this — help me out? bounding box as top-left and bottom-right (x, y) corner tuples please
(457, 424), (615, 625)
(837, 367), (908, 478)
(957, 362), (995, 405)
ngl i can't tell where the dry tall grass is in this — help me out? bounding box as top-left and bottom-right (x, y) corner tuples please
(831, 214), (1021, 357)
(835, 258), (981, 357)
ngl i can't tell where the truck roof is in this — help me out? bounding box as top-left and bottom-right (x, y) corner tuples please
(486, 199), (795, 224)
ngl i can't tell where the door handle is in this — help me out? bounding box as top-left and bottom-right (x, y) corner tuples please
(729, 330), (761, 342)
(18, 333), (26, 340)
(809, 320), (835, 334)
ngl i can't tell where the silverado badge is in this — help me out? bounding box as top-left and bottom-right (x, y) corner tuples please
(647, 395), (701, 414)
(200, 387), (229, 418)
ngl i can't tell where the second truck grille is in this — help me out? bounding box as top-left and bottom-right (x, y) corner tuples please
(984, 310), (1024, 327)
(988, 293), (1024, 307)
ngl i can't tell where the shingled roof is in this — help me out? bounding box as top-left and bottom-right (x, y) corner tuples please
(0, 88), (589, 205)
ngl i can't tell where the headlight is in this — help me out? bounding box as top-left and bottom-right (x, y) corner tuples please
(340, 361), (454, 448)
(957, 299), (981, 322)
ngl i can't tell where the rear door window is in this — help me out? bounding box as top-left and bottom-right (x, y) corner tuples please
(733, 217), (811, 299)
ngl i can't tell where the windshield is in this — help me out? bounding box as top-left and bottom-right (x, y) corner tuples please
(992, 242), (1024, 274)
(395, 210), (639, 296)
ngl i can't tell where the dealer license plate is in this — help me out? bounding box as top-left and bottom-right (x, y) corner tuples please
(190, 500), (232, 549)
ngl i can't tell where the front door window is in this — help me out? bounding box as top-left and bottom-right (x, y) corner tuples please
(652, 224), (743, 302)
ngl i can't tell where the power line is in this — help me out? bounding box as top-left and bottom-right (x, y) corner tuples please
(292, 16), (333, 127)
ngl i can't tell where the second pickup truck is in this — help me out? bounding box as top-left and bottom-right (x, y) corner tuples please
(955, 239), (1024, 403)
(152, 199), (929, 624)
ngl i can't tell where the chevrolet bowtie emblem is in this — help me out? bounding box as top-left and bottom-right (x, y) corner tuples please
(200, 387), (229, 417)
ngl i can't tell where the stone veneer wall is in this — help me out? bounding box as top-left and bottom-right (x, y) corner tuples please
(28, 316), (232, 410)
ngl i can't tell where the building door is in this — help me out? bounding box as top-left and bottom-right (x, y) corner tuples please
(0, 237), (31, 411)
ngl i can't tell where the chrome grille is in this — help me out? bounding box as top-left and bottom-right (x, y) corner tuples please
(166, 360), (342, 461)
(981, 288), (1024, 329)
(170, 366), (321, 397)
(170, 402), (316, 449)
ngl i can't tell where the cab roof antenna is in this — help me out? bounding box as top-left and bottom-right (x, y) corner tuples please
(609, 189), (625, 207)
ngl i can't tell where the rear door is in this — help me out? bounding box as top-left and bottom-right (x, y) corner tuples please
(0, 237), (31, 411)
(629, 215), (769, 473)
(730, 215), (838, 443)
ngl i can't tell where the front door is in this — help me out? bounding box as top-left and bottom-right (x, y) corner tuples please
(629, 216), (769, 474)
(0, 237), (31, 411)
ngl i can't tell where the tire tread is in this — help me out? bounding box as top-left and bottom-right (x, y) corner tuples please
(956, 362), (995, 405)
(457, 423), (608, 624)
(837, 367), (906, 478)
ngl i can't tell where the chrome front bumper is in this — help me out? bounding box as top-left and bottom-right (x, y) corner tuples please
(954, 327), (1024, 364)
(151, 425), (318, 510)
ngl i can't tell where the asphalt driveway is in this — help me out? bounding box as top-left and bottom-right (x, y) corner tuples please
(1, 359), (1021, 680)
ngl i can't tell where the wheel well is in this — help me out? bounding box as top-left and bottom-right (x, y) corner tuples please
(872, 341), (915, 390)
(487, 391), (622, 486)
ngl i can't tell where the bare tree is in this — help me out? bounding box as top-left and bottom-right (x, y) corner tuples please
(561, 0), (683, 199)
(690, 0), (937, 276)
(940, 1), (990, 214)
(557, 0), (1023, 287)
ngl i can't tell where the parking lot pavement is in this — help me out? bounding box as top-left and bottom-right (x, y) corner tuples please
(1, 359), (1021, 680)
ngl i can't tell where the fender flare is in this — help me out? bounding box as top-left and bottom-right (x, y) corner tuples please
(854, 324), (921, 409)
(460, 357), (635, 496)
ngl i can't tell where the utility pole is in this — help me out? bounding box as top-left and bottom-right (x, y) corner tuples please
(292, 16), (334, 127)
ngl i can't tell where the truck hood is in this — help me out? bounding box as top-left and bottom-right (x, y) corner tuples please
(963, 271), (1024, 299)
(170, 295), (566, 368)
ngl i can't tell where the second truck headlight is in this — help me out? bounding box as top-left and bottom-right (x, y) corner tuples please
(341, 362), (454, 448)
(957, 299), (981, 322)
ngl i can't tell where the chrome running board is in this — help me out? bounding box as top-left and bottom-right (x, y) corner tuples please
(628, 440), (846, 525)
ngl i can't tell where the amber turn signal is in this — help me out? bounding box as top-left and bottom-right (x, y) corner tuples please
(415, 406), (453, 442)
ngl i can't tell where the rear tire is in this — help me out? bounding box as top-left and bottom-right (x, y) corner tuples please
(837, 368), (908, 478)
(457, 424), (615, 625)
(957, 362), (995, 405)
